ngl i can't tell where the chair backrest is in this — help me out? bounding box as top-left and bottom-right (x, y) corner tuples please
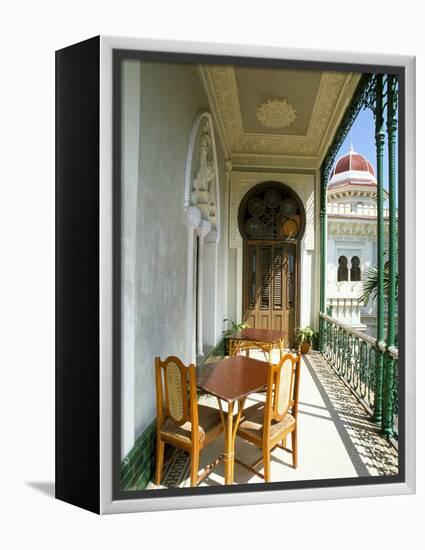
(265, 352), (301, 425)
(155, 356), (198, 428)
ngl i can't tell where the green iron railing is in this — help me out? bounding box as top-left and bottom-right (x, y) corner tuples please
(321, 313), (398, 439)
(319, 72), (399, 438)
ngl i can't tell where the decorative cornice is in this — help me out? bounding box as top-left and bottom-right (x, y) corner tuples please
(200, 66), (360, 169)
(328, 220), (390, 237)
(231, 153), (317, 170)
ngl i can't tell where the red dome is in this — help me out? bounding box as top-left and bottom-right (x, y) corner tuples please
(331, 150), (375, 177)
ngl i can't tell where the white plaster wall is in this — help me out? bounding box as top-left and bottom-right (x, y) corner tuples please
(121, 61), (228, 456)
(133, 61), (209, 441)
(226, 248), (237, 325)
(121, 60), (140, 457)
(300, 247), (313, 327)
(202, 242), (218, 347)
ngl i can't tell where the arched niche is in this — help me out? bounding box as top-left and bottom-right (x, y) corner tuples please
(237, 181), (306, 345)
(184, 112), (221, 360)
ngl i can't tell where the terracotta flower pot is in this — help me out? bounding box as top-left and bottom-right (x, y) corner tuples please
(300, 341), (311, 354)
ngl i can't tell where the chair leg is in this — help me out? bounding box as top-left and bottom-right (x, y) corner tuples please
(155, 437), (165, 485)
(263, 445), (271, 482)
(291, 428), (298, 468)
(190, 447), (200, 487)
(281, 435), (287, 448)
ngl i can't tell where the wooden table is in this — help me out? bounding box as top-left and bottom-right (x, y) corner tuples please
(197, 355), (268, 485)
(225, 327), (287, 362)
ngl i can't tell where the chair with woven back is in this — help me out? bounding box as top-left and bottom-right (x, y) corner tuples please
(235, 352), (302, 482)
(154, 356), (224, 487)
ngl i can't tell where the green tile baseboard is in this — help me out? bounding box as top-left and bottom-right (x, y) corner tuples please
(120, 339), (226, 491)
(120, 419), (156, 491)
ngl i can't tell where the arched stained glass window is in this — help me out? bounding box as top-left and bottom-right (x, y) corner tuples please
(238, 182), (304, 241)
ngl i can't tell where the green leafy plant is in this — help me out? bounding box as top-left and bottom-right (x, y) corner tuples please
(359, 266), (398, 305)
(222, 318), (250, 336)
(294, 326), (315, 345)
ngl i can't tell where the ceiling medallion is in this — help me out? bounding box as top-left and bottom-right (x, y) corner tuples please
(256, 99), (297, 129)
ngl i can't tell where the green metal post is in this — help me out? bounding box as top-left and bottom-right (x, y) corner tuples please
(374, 74), (386, 425)
(319, 170), (327, 352)
(382, 75), (398, 437)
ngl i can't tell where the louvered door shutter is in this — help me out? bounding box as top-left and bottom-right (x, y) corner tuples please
(260, 246), (271, 310)
(272, 246), (283, 310)
(257, 246), (271, 329)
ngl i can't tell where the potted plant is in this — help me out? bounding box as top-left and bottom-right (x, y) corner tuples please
(222, 319), (250, 355)
(294, 326), (315, 354)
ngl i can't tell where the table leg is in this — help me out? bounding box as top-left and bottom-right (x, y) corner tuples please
(223, 398), (247, 485)
(231, 340), (241, 357)
(224, 402), (234, 484)
(279, 338), (284, 360)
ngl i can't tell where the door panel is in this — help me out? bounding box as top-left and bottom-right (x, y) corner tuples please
(243, 242), (296, 347)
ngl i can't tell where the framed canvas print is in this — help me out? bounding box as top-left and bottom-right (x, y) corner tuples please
(55, 35), (415, 514)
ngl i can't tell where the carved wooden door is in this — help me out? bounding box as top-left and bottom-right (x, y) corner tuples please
(243, 242), (296, 346)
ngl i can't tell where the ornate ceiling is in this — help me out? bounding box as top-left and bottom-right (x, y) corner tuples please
(199, 65), (361, 170)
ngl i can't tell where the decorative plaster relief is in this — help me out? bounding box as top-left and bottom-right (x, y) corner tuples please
(229, 171), (315, 250)
(328, 221), (389, 238)
(184, 111), (221, 242)
(256, 99), (297, 129)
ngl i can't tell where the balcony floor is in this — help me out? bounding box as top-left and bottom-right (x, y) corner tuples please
(146, 350), (398, 489)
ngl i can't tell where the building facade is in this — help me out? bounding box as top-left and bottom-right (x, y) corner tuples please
(326, 147), (389, 334)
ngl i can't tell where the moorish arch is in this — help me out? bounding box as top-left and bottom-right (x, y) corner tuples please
(184, 112), (221, 360)
(238, 181), (306, 347)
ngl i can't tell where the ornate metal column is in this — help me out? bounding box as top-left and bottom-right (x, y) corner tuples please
(374, 74), (386, 425)
(382, 75), (398, 436)
(319, 170), (328, 352)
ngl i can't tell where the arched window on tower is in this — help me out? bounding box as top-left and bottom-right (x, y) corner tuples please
(337, 255), (348, 282)
(350, 256), (361, 281)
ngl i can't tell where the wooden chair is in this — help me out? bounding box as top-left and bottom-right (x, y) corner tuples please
(154, 356), (224, 487)
(235, 352), (301, 482)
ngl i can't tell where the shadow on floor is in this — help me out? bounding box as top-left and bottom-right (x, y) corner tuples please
(26, 481), (55, 498)
(302, 353), (397, 477)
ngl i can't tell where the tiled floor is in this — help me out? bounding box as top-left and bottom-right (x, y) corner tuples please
(146, 350), (398, 489)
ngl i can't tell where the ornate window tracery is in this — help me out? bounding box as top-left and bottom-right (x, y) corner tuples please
(239, 183), (303, 241)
